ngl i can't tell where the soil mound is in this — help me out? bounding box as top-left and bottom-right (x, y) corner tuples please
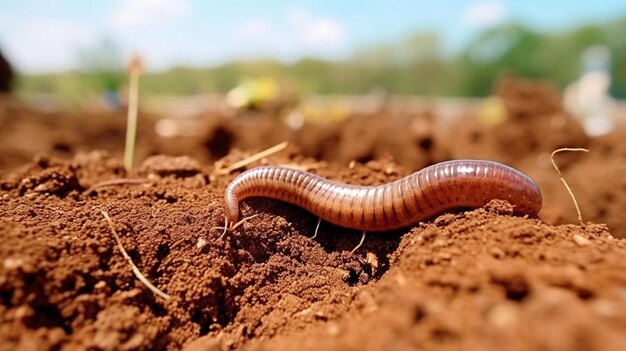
(1, 153), (625, 351)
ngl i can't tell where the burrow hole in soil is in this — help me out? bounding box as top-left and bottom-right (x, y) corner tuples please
(204, 127), (235, 159)
(417, 137), (434, 151)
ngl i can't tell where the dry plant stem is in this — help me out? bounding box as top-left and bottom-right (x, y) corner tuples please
(350, 231), (367, 255)
(310, 218), (321, 239)
(124, 66), (141, 172)
(101, 210), (171, 300)
(83, 178), (149, 195)
(550, 148), (589, 226)
(216, 141), (288, 175)
(211, 214), (260, 240)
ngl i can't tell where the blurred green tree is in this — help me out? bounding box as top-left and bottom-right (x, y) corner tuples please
(77, 37), (124, 94)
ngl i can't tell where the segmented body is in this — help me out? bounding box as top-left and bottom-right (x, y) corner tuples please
(224, 160), (542, 231)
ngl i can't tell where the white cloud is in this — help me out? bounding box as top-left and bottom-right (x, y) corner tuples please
(287, 8), (346, 47)
(112, 0), (191, 29)
(463, 1), (507, 27)
(5, 19), (97, 72)
(232, 8), (347, 61)
(235, 17), (272, 38)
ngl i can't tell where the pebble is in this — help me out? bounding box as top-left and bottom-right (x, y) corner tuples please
(326, 322), (341, 336)
(3, 257), (24, 270)
(487, 303), (518, 328)
(196, 237), (207, 249)
(490, 247), (505, 259)
(592, 299), (617, 318)
(572, 234), (590, 246)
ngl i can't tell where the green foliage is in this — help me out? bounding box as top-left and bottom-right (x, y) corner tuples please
(15, 16), (626, 101)
(77, 37), (124, 92)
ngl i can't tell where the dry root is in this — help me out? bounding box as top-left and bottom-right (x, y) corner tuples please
(550, 148), (589, 226)
(101, 210), (171, 300)
(210, 214), (260, 239)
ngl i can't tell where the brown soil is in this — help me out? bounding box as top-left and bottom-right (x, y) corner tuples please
(2, 153), (626, 351)
(1, 75), (626, 350)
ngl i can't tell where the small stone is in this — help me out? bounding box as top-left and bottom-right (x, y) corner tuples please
(196, 237), (207, 249)
(295, 307), (312, 317)
(326, 322), (340, 336)
(3, 257), (24, 270)
(490, 247), (505, 259)
(573, 234), (590, 246)
(488, 303), (518, 328)
(366, 252), (379, 270)
(592, 299), (616, 318)
(395, 273), (407, 287)
(123, 333), (145, 350)
(13, 305), (34, 321)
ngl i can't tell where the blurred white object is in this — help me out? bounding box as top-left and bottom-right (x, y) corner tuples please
(564, 45), (615, 137)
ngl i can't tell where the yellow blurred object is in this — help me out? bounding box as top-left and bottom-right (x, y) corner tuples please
(255, 77), (279, 102)
(478, 96), (508, 126)
(329, 102), (349, 123)
(226, 77), (279, 109)
(294, 101), (349, 125)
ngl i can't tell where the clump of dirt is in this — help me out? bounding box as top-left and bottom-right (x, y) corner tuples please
(2, 152), (626, 351)
(447, 75), (589, 168)
(0, 102), (160, 174)
(0, 153), (397, 350)
(194, 110), (448, 171)
(441, 75), (624, 236)
(246, 202), (626, 351)
(140, 155), (202, 178)
(321, 111), (449, 169)
(529, 128), (626, 237)
(0, 99), (447, 175)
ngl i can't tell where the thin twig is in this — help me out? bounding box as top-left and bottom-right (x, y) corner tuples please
(216, 141), (288, 175)
(350, 231), (367, 254)
(83, 178), (149, 195)
(101, 210), (171, 300)
(550, 148), (589, 226)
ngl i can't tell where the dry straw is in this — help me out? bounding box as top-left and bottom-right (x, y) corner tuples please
(550, 148), (589, 226)
(101, 210), (171, 300)
(216, 141), (288, 175)
(124, 54), (143, 172)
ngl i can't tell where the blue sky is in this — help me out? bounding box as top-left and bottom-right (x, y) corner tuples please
(1, 0), (625, 73)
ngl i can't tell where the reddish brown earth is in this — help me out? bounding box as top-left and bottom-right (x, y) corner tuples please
(1, 76), (626, 350)
(2, 152), (626, 351)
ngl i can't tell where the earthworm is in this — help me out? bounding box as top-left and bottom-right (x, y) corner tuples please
(224, 160), (542, 232)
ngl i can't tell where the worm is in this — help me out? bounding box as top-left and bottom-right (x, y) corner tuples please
(224, 160), (542, 232)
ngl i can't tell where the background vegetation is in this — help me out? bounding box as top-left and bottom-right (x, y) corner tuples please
(15, 16), (626, 100)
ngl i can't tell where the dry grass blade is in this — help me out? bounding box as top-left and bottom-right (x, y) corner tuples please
(350, 231), (367, 255)
(216, 141), (288, 175)
(550, 148), (589, 226)
(124, 54), (143, 172)
(101, 210), (171, 300)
